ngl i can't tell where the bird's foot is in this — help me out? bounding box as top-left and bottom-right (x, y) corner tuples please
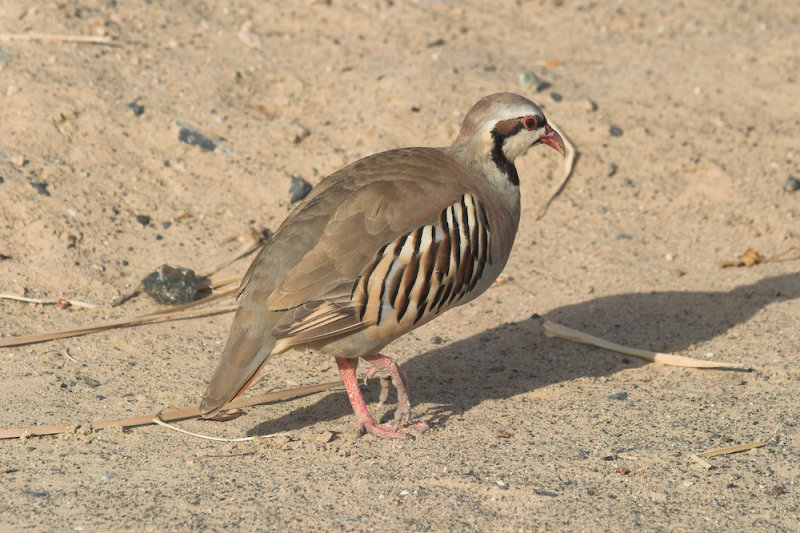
(362, 353), (416, 426)
(356, 419), (429, 440)
(337, 355), (427, 440)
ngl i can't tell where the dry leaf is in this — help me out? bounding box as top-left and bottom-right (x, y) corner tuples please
(719, 248), (765, 268)
(719, 246), (799, 268)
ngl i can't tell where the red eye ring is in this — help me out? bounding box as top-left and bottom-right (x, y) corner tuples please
(521, 116), (539, 130)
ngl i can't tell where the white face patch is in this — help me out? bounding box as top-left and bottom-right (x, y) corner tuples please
(502, 130), (538, 162)
(479, 101), (545, 162)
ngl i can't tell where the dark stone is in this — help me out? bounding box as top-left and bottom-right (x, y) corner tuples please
(176, 122), (229, 152)
(609, 125), (624, 137)
(784, 176), (800, 192)
(136, 214), (151, 226)
(289, 175), (313, 203)
(427, 38), (446, 47)
(78, 376), (101, 388)
(608, 392), (628, 401)
(126, 102), (144, 116)
(30, 182), (50, 196)
(141, 264), (198, 305)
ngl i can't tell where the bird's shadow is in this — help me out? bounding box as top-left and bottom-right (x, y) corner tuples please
(247, 272), (799, 436)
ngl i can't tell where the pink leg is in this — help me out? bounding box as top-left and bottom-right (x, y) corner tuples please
(335, 356), (427, 439)
(363, 353), (417, 426)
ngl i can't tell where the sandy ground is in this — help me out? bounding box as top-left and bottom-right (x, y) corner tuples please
(1, 0), (799, 531)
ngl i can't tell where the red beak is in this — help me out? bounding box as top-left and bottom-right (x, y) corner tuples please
(540, 124), (566, 157)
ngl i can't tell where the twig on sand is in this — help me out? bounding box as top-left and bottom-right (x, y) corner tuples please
(0, 33), (114, 45)
(690, 439), (770, 469)
(0, 293), (103, 309)
(0, 292), (238, 348)
(696, 440), (770, 458)
(536, 118), (576, 220)
(153, 413), (259, 442)
(543, 320), (749, 370)
(0, 381), (341, 440)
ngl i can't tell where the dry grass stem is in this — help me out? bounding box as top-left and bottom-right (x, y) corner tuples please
(696, 440), (770, 458)
(0, 293), (103, 308)
(0, 300), (238, 348)
(535, 117), (576, 220)
(690, 454), (713, 469)
(198, 228), (268, 278)
(543, 320), (749, 369)
(153, 414), (257, 442)
(0, 381), (341, 440)
(0, 33), (113, 44)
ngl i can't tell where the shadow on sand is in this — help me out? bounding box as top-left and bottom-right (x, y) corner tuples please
(246, 272), (799, 436)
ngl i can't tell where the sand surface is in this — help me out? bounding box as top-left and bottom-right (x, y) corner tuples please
(1, 1), (799, 530)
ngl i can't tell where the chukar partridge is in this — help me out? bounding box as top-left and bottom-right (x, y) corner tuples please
(201, 93), (565, 438)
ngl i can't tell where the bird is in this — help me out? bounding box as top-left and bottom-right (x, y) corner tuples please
(200, 93), (565, 438)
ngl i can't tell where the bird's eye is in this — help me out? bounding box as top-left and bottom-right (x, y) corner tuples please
(521, 116), (539, 130)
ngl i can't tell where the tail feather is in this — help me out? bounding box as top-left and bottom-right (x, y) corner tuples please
(199, 303), (278, 417)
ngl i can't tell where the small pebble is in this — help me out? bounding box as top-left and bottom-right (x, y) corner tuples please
(289, 175), (313, 203)
(30, 182), (50, 196)
(550, 92), (562, 102)
(616, 233), (632, 240)
(136, 214), (151, 226)
(608, 392), (628, 401)
(496, 480), (508, 490)
(176, 121), (231, 152)
(609, 125), (623, 137)
(784, 176), (800, 192)
(427, 38), (446, 48)
(141, 264), (198, 305)
(608, 163), (618, 177)
(78, 376), (101, 388)
(519, 71), (549, 92)
(125, 102), (144, 116)
(290, 123), (311, 144)
(572, 449), (589, 460)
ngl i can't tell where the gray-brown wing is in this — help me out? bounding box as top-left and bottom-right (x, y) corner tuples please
(200, 148), (478, 415)
(272, 192), (497, 348)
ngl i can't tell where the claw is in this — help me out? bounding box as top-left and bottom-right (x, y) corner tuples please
(336, 354), (427, 439)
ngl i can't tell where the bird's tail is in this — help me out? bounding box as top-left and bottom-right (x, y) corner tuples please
(199, 303), (278, 418)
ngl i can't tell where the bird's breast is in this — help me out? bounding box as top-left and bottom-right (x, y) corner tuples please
(350, 193), (501, 341)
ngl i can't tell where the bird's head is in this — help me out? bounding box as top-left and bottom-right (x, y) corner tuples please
(454, 93), (565, 185)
